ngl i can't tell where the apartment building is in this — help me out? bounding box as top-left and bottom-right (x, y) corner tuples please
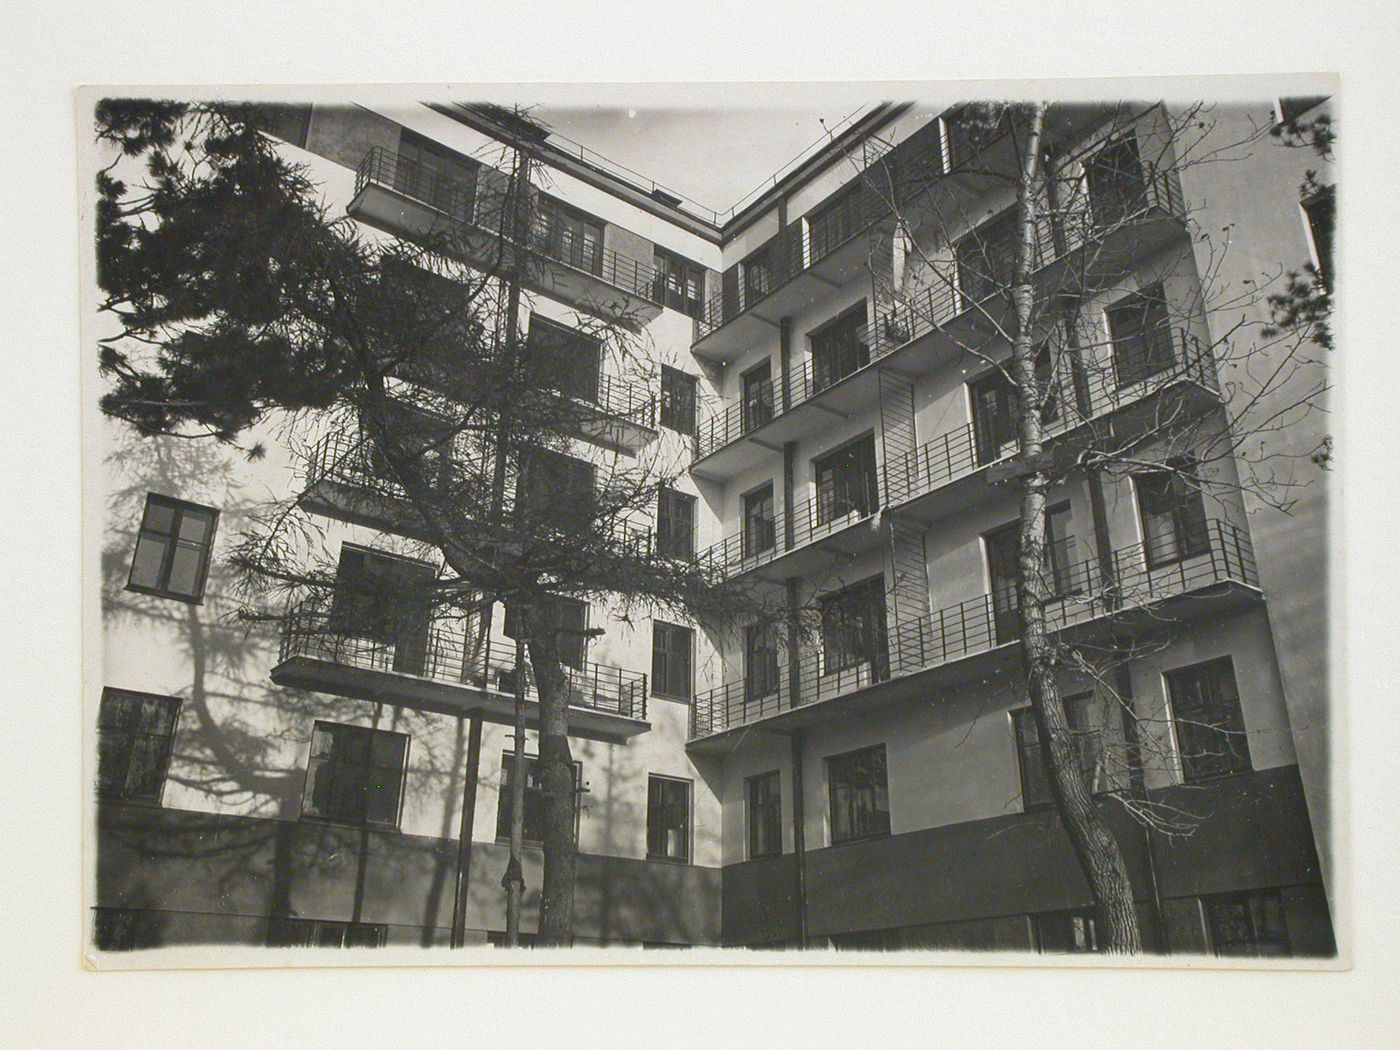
(92, 95), (1335, 955)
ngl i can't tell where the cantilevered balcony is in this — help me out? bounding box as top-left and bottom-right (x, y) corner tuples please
(272, 595), (649, 736)
(688, 518), (1259, 748)
(347, 147), (663, 325)
(567, 370), (658, 453)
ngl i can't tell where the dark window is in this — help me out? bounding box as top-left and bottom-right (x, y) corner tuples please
(518, 447), (596, 531)
(660, 365), (697, 436)
(744, 622), (781, 702)
(743, 241), (777, 302)
(267, 918), (387, 949)
(93, 907), (164, 952)
(656, 486), (696, 560)
(526, 315), (601, 404)
(807, 182), (864, 261)
(1303, 190), (1334, 291)
(646, 774), (692, 862)
(250, 103), (312, 149)
(395, 128), (477, 220)
(1013, 693), (1097, 810)
(329, 546), (435, 676)
(813, 434), (878, 526)
(1134, 456), (1210, 569)
(819, 575), (889, 678)
(954, 208), (1019, 306)
(1034, 909), (1100, 954)
(652, 248), (705, 318)
(741, 361), (776, 432)
(97, 689), (181, 805)
(494, 752), (581, 844)
(652, 621), (694, 700)
(1277, 96), (1329, 125)
(1106, 283), (1176, 388)
(503, 597), (590, 670)
(1167, 656), (1250, 782)
(985, 504), (1077, 644)
(810, 303), (871, 393)
(299, 721), (410, 827)
(1206, 890), (1291, 957)
(968, 349), (1058, 465)
(826, 744), (890, 844)
(746, 770), (782, 858)
(537, 198), (603, 275)
(742, 484), (777, 559)
(1084, 135), (1148, 227)
(127, 493), (218, 603)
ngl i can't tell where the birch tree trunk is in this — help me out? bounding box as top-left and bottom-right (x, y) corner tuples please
(526, 625), (577, 946)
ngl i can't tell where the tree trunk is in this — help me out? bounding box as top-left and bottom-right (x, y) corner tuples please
(504, 632), (528, 944)
(525, 622), (576, 946)
(1008, 103), (1141, 954)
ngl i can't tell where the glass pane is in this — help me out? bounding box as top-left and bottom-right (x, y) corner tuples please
(177, 508), (214, 543)
(141, 499), (176, 535)
(128, 534), (168, 590)
(166, 542), (204, 597)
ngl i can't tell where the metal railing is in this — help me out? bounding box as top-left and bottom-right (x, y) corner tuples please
(279, 594), (648, 720)
(585, 370), (657, 432)
(353, 146), (663, 306)
(690, 519), (1256, 739)
(304, 425), (494, 520)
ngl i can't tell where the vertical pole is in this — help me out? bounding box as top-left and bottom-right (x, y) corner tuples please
(504, 633), (529, 944)
(785, 578), (803, 712)
(449, 713), (483, 948)
(789, 730), (809, 947)
(779, 317), (793, 414)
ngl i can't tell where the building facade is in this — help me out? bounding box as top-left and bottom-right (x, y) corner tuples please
(92, 95), (1335, 955)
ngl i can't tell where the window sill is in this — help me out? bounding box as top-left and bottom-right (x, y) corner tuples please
(646, 853), (692, 865)
(828, 830), (890, 848)
(125, 582), (205, 605)
(651, 692), (692, 704)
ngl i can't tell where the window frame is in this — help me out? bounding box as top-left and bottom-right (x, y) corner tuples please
(1204, 889), (1292, 958)
(818, 575), (889, 678)
(494, 751), (583, 846)
(96, 688), (183, 806)
(1132, 456), (1211, 570)
(825, 743), (892, 845)
(525, 314), (603, 405)
(808, 301), (872, 394)
(126, 493), (219, 604)
(646, 773), (693, 863)
(328, 543), (437, 676)
(741, 482), (777, 559)
(651, 620), (695, 701)
(298, 720), (411, 829)
(652, 246), (705, 319)
(743, 621), (781, 703)
(1032, 908), (1101, 954)
(746, 769), (783, 859)
(741, 360), (776, 432)
(656, 485), (697, 560)
(812, 432), (879, 527)
(1165, 655), (1251, 783)
(1105, 283), (1176, 389)
(659, 365), (698, 436)
(1012, 692), (1098, 812)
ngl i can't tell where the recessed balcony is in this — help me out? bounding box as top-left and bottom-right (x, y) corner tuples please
(272, 595), (649, 737)
(688, 518), (1259, 749)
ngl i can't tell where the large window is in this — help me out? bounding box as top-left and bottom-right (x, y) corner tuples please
(985, 504), (1077, 644)
(746, 770), (782, 858)
(1013, 693), (1097, 810)
(1302, 189), (1334, 291)
(1166, 656), (1250, 782)
(646, 774), (692, 862)
(518, 447), (596, 532)
(1106, 283), (1175, 388)
(537, 198), (603, 275)
(329, 546), (435, 676)
(395, 128), (477, 220)
(652, 621), (694, 700)
(1084, 134), (1148, 228)
(656, 486), (696, 560)
(660, 365), (697, 436)
(127, 493), (218, 603)
(300, 721), (410, 828)
(968, 349), (1059, 466)
(810, 303), (871, 393)
(503, 596), (590, 670)
(1134, 456), (1210, 569)
(653, 247), (705, 318)
(741, 361), (775, 432)
(954, 208), (1019, 307)
(813, 434), (878, 526)
(525, 315), (601, 404)
(1205, 889), (1291, 957)
(742, 484), (777, 559)
(494, 752), (581, 844)
(826, 744), (890, 844)
(97, 689), (181, 805)
(1033, 909), (1100, 954)
(744, 622), (781, 702)
(267, 918), (387, 949)
(819, 576), (888, 678)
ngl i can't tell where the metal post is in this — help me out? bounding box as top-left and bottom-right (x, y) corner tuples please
(789, 730), (809, 947)
(503, 633), (529, 945)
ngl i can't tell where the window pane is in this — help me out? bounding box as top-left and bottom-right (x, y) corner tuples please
(166, 543), (205, 597)
(128, 533), (168, 590)
(177, 508), (215, 543)
(141, 499), (177, 535)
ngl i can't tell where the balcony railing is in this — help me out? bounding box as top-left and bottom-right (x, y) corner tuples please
(304, 425), (494, 519)
(353, 146), (663, 307)
(278, 595), (648, 721)
(580, 369), (657, 433)
(690, 518), (1256, 739)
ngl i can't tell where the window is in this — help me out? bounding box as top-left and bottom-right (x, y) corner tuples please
(526, 315), (601, 404)
(1205, 890), (1291, 957)
(537, 198), (603, 275)
(743, 241), (777, 302)
(810, 303), (871, 393)
(1013, 693), (1097, 811)
(1106, 283), (1175, 388)
(97, 689), (182, 805)
(656, 486), (696, 560)
(819, 576), (889, 678)
(968, 349), (1058, 465)
(744, 622), (781, 702)
(504, 596), (590, 670)
(660, 365), (697, 436)
(127, 493), (218, 603)
(826, 744), (890, 844)
(813, 434), (878, 526)
(395, 128), (477, 220)
(1134, 456), (1210, 569)
(954, 208), (1019, 306)
(646, 774), (692, 862)
(1084, 135), (1148, 227)
(1034, 909), (1100, 954)
(985, 504), (1077, 644)
(1302, 189), (1334, 291)
(93, 907), (164, 951)
(741, 361), (775, 432)
(652, 621), (694, 700)
(653, 247), (705, 318)
(494, 753), (582, 844)
(250, 103), (312, 149)
(329, 546), (435, 676)
(747, 770), (782, 859)
(300, 721), (410, 827)
(742, 484), (777, 559)
(518, 447), (596, 532)
(365, 399), (457, 494)
(1167, 656), (1250, 782)
(267, 917), (387, 949)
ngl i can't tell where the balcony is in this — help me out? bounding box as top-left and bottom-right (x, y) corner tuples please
(272, 595), (648, 737)
(884, 327), (1220, 523)
(688, 518), (1258, 748)
(347, 146), (662, 325)
(566, 370), (658, 453)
